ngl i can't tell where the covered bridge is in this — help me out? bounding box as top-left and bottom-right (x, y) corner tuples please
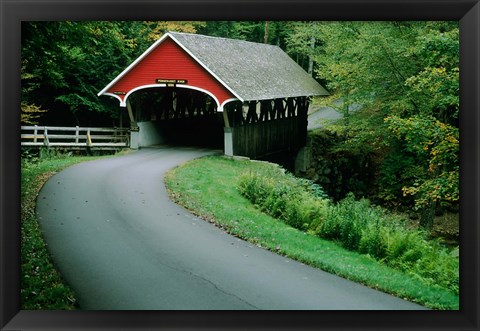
(98, 31), (328, 158)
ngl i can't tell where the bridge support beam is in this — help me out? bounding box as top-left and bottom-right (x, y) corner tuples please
(222, 109), (233, 156)
(224, 127), (234, 156)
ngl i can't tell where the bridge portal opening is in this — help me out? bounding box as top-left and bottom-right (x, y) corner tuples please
(127, 87), (224, 149)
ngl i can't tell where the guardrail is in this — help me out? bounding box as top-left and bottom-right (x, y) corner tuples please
(21, 126), (130, 150)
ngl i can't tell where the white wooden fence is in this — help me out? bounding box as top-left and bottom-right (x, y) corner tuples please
(21, 126), (130, 150)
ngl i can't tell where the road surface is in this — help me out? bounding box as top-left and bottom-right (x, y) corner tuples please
(36, 146), (426, 310)
(307, 100), (362, 131)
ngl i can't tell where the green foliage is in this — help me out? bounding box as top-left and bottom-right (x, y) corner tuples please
(318, 194), (458, 294)
(297, 21), (459, 229)
(21, 21), (151, 124)
(238, 166), (459, 294)
(310, 22), (418, 114)
(144, 21), (206, 41)
(405, 24), (459, 122)
(198, 21), (290, 46)
(237, 167), (330, 231)
(377, 146), (418, 207)
(305, 21), (458, 121)
(385, 115), (459, 211)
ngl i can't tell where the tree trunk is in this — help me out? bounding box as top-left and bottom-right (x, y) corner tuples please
(419, 201), (435, 231)
(264, 21), (269, 44)
(308, 36), (315, 76)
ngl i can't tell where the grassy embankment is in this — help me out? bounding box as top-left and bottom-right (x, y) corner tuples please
(21, 152), (111, 309)
(165, 155), (459, 310)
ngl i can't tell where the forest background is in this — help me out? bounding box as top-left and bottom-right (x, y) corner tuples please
(21, 20), (459, 234)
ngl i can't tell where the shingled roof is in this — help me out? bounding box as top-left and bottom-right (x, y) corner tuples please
(168, 32), (329, 101)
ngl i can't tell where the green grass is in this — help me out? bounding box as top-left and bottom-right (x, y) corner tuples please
(165, 155), (459, 310)
(21, 153), (111, 309)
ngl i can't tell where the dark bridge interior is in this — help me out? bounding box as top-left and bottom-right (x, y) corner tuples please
(129, 87), (224, 149)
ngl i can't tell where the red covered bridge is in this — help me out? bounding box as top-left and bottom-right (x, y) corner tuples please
(98, 32), (328, 158)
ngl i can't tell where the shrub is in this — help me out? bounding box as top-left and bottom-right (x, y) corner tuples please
(317, 194), (380, 251)
(315, 194), (459, 294)
(358, 220), (387, 259)
(402, 239), (459, 292)
(237, 168), (330, 231)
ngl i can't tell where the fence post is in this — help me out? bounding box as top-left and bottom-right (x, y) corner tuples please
(33, 125), (38, 143)
(75, 126), (79, 144)
(87, 128), (92, 147)
(44, 127), (50, 147)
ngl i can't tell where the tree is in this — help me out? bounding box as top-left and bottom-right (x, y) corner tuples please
(403, 23), (459, 125)
(21, 103), (48, 125)
(284, 22), (321, 73)
(144, 21), (206, 41)
(198, 21), (290, 47)
(21, 21), (149, 126)
(296, 21), (459, 229)
(385, 115), (459, 229)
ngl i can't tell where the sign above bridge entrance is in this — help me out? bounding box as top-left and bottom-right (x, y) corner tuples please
(156, 79), (188, 87)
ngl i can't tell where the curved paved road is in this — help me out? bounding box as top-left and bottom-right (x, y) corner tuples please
(36, 147), (426, 310)
(307, 99), (362, 131)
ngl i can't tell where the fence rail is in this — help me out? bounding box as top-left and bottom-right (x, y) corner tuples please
(21, 126), (130, 150)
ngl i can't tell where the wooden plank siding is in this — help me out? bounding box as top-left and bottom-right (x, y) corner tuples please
(231, 117), (306, 158)
(227, 96), (309, 158)
(106, 38), (235, 107)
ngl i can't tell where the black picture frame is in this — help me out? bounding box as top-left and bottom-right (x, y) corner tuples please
(1, 0), (478, 330)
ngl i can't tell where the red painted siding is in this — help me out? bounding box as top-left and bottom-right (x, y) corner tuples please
(107, 37), (235, 106)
